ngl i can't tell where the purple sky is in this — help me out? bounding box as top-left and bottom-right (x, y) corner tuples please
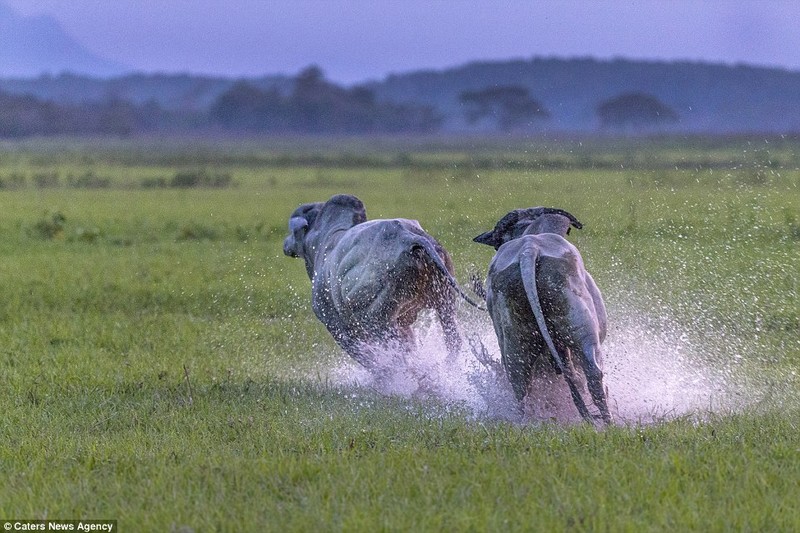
(5, 0), (800, 83)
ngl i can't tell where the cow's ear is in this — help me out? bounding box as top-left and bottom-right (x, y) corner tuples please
(289, 202), (322, 230)
(289, 216), (308, 238)
(351, 200), (366, 225)
(326, 194), (367, 225)
(289, 216), (308, 230)
(474, 230), (498, 248)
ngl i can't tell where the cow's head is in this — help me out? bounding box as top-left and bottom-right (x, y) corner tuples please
(284, 194), (367, 277)
(474, 207), (582, 250)
(283, 201), (322, 258)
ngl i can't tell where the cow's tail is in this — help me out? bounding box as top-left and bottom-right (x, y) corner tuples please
(519, 244), (593, 423)
(411, 238), (486, 311)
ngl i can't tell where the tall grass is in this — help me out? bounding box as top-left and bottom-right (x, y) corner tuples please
(0, 137), (798, 530)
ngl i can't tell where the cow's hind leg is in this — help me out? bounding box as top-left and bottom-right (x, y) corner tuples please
(334, 331), (378, 370)
(558, 347), (594, 424)
(435, 293), (461, 361)
(577, 342), (613, 425)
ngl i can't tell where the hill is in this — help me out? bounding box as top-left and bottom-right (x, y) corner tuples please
(0, 2), (128, 78)
(2, 57), (800, 135)
(369, 57), (800, 133)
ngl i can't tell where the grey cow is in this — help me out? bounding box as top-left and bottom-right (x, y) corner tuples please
(284, 193), (480, 370)
(474, 207), (613, 425)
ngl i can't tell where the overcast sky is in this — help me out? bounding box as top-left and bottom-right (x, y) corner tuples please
(5, 0), (800, 83)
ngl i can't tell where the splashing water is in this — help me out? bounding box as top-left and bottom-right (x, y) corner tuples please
(312, 299), (765, 426)
(601, 307), (747, 424)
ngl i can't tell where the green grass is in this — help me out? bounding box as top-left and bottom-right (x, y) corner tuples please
(0, 136), (798, 531)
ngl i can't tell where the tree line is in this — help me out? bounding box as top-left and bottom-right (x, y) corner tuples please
(0, 66), (679, 137)
(209, 66), (440, 134)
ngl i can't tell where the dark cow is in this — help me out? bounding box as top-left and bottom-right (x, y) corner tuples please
(474, 207), (612, 425)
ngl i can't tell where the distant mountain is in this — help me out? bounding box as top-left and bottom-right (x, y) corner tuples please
(368, 57), (800, 133)
(0, 2), (128, 78)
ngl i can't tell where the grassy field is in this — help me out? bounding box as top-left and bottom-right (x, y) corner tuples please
(0, 136), (798, 531)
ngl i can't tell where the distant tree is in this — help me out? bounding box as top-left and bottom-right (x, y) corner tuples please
(92, 99), (137, 136)
(209, 81), (287, 130)
(288, 67), (441, 133)
(459, 86), (550, 130)
(291, 65), (328, 101)
(208, 66), (441, 134)
(596, 92), (678, 130)
(288, 65), (346, 132)
(0, 90), (146, 137)
(0, 90), (61, 137)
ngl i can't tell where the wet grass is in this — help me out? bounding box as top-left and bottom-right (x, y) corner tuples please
(0, 136), (798, 530)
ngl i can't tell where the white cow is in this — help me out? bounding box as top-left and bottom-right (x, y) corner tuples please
(284, 193), (481, 369)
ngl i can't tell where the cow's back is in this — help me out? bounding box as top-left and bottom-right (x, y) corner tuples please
(317, 219), (439, 328)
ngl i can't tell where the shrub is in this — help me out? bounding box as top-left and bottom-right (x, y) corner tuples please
(169, 169), (234, 188)
(71, 226), (102, 243)
(140, 177), (168, 189)
(177, 222), (218, 241)
(30, 211), (66, 239)
(0, 172), (26, 189)
(32, 171), (60, 188)
(66, 171), (111, 188)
